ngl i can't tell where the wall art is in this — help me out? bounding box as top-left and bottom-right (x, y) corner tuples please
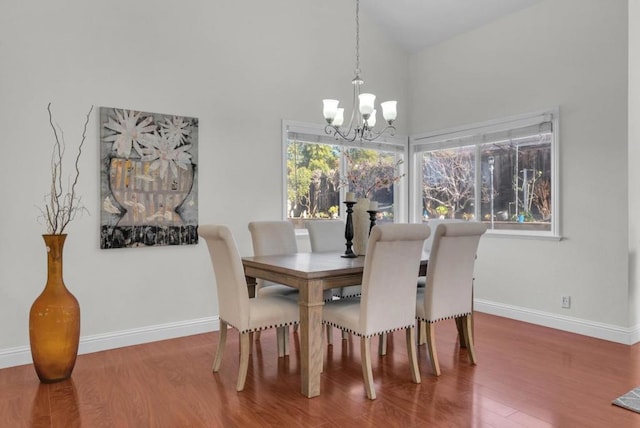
(99, 107), (198, 249)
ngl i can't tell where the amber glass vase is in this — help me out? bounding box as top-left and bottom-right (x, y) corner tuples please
(29, 234), (80, 383)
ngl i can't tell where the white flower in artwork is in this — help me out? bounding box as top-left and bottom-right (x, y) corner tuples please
(139, 132), (193, 180)
(103, 196), (122, 214)
(159, 116), (192, 146)
(103, 110), (156, 158)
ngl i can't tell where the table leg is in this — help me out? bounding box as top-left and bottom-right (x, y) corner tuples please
(299, 279), (324, 398)
(245, 275), (257, 298)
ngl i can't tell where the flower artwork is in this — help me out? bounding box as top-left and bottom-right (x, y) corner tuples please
(99, 107), (198, 249)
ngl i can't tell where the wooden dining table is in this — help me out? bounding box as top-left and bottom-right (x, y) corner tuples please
(241, 251), (428, 398)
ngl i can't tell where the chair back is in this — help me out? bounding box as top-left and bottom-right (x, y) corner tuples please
(199, 225), (250, 331)
(422, 222), (487, 322)
(423, 219), (465, 254)
(359, 224), (430, 336)
(306, 220), (345, 252)
(248, 221), (298, 256)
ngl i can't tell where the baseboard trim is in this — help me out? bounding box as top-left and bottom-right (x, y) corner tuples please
(3, 302), (637, 370)
(475, 299), (639, 345)
(0, 316), (219, 370)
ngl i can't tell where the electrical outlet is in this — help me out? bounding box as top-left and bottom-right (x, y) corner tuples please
(562, 296), (571, 309)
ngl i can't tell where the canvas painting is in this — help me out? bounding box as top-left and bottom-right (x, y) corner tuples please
(99, 107), (198, 249)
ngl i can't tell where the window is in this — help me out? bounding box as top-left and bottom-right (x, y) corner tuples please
(410, 109), (559, 238)
(283, 121), (408, 229)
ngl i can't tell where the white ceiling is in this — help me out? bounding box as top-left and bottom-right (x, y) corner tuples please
(360, 0), (543, 54)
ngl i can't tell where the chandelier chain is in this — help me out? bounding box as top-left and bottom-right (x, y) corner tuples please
(355, 0), (360, 77)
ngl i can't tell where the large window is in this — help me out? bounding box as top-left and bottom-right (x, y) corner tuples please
(410, 109), (559, 238)
(283, 121), (407, 229)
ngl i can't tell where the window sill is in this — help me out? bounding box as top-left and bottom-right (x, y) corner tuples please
(485, 230), (563, 241)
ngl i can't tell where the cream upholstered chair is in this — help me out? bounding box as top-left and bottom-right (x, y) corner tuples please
(416, 222), (487, 376)
(198, 225), (299, 391)
(322, 223), (430, 400)
(417, 219), (466, 345)
(248, 221), (299, 297)
(305, 220), (361, 299)
(417, 219), (465, 288)
(248, 221), (300, 351)
(305, 219), (360, 344)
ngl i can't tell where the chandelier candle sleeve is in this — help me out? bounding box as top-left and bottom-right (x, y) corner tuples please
(358, 93), (375, 116)
(334, 108), (345, 127)
(323, 99), (339, 123)
(381, 101), (397, 124)
(368, 110), (377, 128)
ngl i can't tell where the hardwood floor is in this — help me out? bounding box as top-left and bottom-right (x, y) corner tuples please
(2, 313), (640, 427)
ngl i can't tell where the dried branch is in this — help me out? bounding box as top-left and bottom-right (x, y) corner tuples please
(533, 178), (551, 220)
(341, 150), (405, 199)
(39, 103), (93, 234)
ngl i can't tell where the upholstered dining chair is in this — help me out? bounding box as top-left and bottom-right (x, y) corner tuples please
(305, 219), (362, 344)
(248, 221), (299, 297)
(417, 219), (465, 288)
(322, 223), (430, 400)
(198, 225), (300, 392)
(305, 220), (361, 299)
(417, 218), (465, 346)
(248, 221), (301, 353)
(416, 222), (487, 376)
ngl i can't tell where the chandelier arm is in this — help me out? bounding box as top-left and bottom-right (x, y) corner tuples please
(325, 125), (360, 143)
(359, 125), (397, 142)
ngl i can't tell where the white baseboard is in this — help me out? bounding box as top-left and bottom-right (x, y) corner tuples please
(474, 299), (640, 345)
(3, 302), (638, 370)
(0, 316), (219, 370)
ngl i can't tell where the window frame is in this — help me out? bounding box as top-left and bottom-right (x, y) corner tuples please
(409, 108), (560, 239)
(282, 120), (409, 227)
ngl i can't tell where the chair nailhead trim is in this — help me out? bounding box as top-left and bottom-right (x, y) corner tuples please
(322, 321), (414, 338)
(417, 312), (471, 324)
(221, 319), (299, 335)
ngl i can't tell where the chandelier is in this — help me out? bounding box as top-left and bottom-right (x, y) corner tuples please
(322, 0), (397, 143)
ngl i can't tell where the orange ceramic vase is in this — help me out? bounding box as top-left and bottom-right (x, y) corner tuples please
(29, 234), (80, 383)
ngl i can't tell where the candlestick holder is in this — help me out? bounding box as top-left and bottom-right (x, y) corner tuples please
(342, 201), (357, 258)
(367, 210), (379, 236)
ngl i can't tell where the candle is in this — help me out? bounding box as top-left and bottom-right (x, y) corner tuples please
(369, 201), (379, 211)
(345, 192), (355, 202)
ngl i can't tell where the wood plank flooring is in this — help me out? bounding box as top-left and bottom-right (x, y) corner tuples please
(2, 313), (640, 427)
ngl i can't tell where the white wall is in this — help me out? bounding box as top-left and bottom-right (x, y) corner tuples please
(629, 0), (640, 328)
(0, 0), (408, 364)
(410, 0), (631, 334)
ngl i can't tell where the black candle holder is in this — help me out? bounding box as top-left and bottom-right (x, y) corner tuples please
(367, 210), (379, 236)
(342, 201), (357, 258)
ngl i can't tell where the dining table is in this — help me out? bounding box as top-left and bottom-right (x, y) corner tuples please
(241, 251), (428, 398)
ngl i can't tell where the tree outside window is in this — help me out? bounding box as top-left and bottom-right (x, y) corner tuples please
(287, 141), (340, 221)
(421, 137), (552, 231)
(286, 138), (405, 228)
(416, 111), (556, 236)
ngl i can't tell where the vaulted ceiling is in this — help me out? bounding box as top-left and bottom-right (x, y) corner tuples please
(361, 0), (543, 54)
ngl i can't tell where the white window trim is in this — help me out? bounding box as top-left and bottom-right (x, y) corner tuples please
(409, 108), (561, 240)
(282, 120), (410, 227)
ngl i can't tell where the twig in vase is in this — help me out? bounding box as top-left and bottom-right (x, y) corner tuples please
(39, 103), (93, 235)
